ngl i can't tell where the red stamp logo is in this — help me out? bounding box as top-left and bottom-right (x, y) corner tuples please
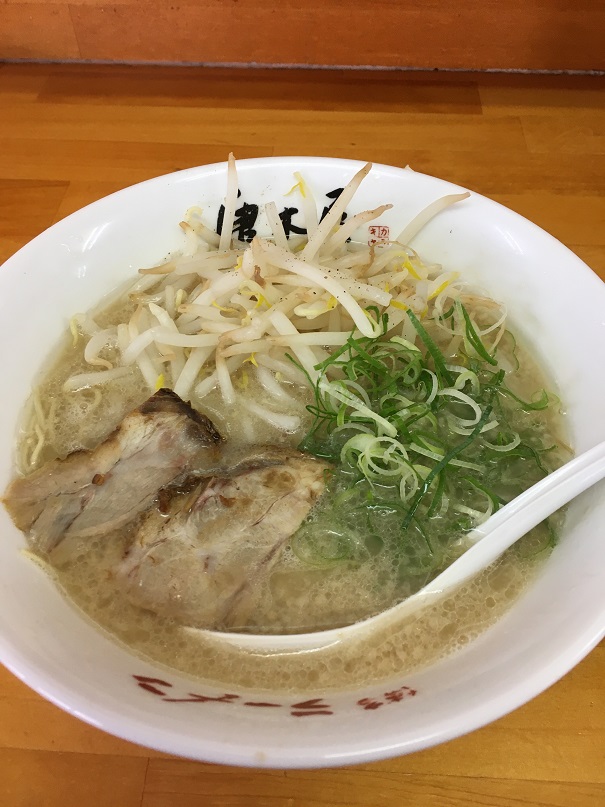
(368, 225), (390, 246)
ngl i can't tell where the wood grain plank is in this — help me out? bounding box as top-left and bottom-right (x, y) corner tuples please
(479, 79), (605, 118)
(142, 765), (605, 807)
(0, 139), (272, 182)
(65, 1), (605, 71)
(0, 747), (148, 807)
(5, 0), (136, 3)
(0, 178), (68, 262)
(0, 666), (41, 701)
(0, 63), (50, 103)
(37, 66), (482, 114)
(0, 3), (79, 60)
(522, 114), (605, 155)
(0, 178), (68, 237)
(1, 2), (604, 70)
(283, 148), (605, 196)
(369, 728), (605, 785)
(0, 104), (527, 153)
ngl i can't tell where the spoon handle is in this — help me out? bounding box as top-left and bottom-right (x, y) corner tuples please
(422, 439), (605, 596)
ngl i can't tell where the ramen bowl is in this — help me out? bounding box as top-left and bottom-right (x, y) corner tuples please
(0, 157), (604, 768)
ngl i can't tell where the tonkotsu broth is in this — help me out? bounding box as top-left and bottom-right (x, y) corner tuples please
(15, 290), (569, 690)
(9, 158), (571, 690)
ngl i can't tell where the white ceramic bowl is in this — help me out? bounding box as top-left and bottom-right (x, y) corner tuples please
(0, 157), (604, 768)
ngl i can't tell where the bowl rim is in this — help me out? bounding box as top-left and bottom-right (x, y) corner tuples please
(1, 605), (603, 768)
(1, 155), (604, 768)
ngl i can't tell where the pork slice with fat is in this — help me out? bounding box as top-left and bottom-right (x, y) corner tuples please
(2, 389), (223, 554)
(116, 451), (329, 630)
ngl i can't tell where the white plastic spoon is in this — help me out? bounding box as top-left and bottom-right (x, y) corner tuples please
(190, 439), (605, 653)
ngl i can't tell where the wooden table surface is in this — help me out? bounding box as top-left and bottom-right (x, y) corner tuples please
(0, 62), (604, 807)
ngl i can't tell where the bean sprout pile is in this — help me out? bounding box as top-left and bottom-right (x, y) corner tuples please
(64, 157), (474, 411)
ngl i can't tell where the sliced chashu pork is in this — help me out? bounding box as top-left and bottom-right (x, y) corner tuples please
(116, 449), (330, 630)
(2, 389), (223, 554)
